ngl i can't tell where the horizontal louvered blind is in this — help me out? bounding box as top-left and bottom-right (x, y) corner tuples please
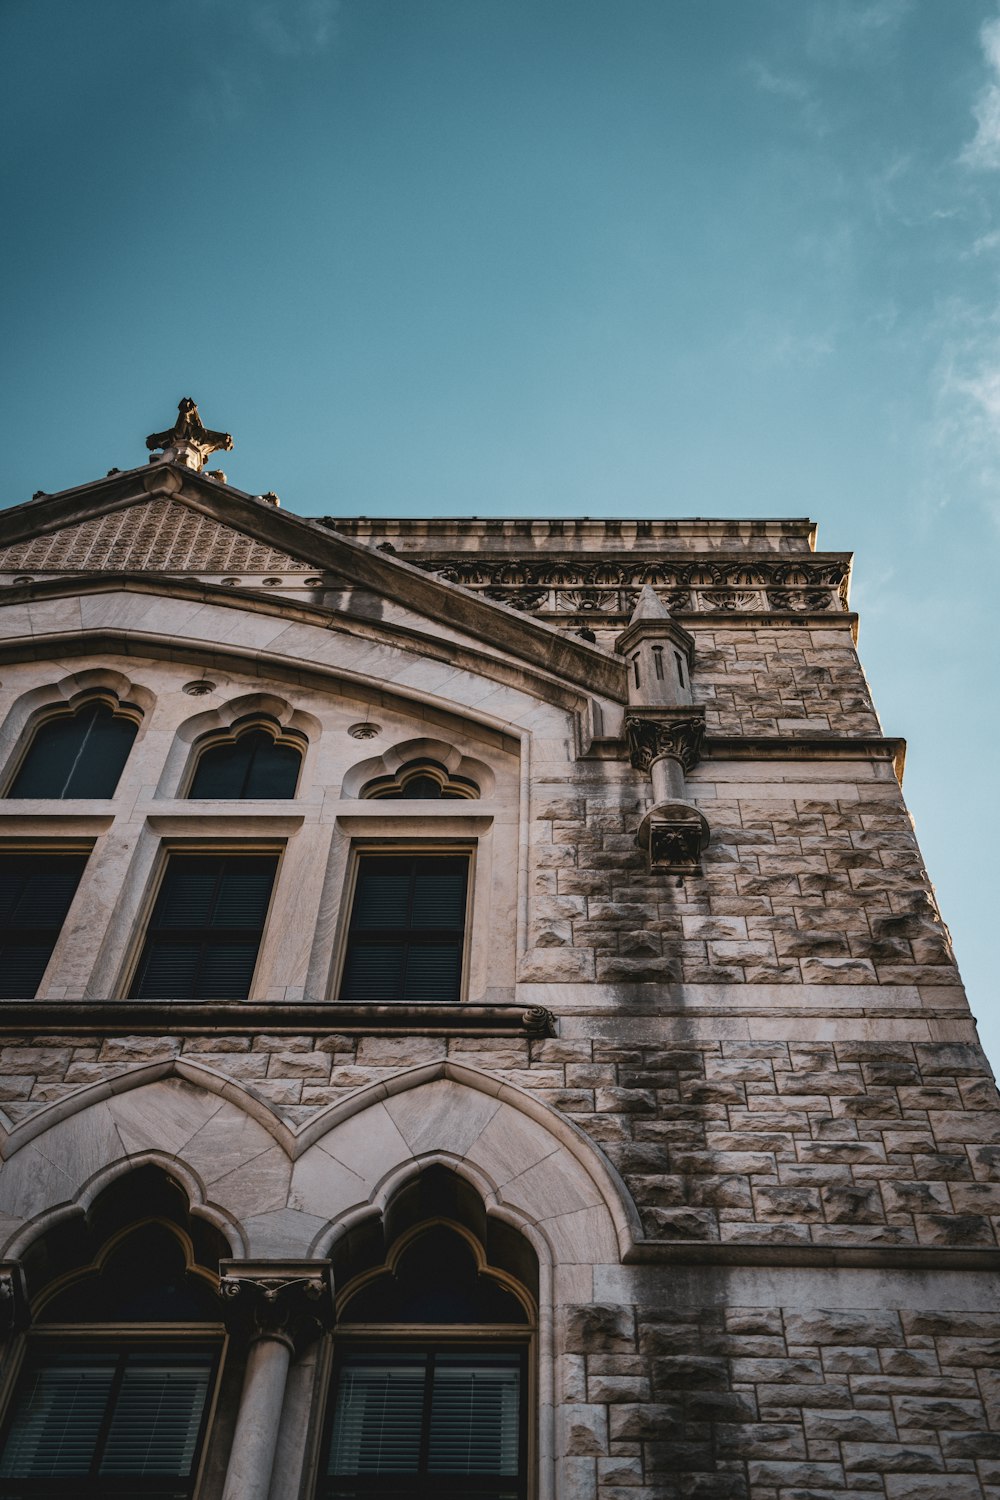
(0, 1350), (213, 1490)
(329, 1360), (425, 1475)
(8, 703), (137, 798)
(326, 1351), (523, 1492)
(428, 1359), (520, 1476)
(0, 853), (89, 999)
(130, 854), (278, 1000)
(100, 1357), (212, 1477)
(0, 1359), (115, 1477)
(188, 730), (301, 799)
(340, 856), (468, 1004)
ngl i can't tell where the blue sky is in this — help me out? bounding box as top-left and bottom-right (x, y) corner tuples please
(2, 0), (999, 1064)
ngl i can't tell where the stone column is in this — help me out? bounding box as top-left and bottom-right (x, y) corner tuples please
(624, 709), (710, 872)
(218, 1260), (333, 1500)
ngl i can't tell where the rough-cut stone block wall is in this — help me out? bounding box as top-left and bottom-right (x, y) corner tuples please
(525, 766), (959, 989)
(562, 1299), (1000, 1500)
(693, 625), (880, 738)
(3, 1033), (999, 1249)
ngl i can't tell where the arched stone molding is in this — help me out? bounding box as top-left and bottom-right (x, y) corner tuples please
(0, 586), (599, 732)
(157, 690), (321, 797)
(3, 1150), (246, 1269)
(341, 736), (497, 799)
(0, 1059), (640, 1265)
(0, 665), (153, 790)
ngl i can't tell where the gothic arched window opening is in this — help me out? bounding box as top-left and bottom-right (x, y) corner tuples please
(361, 759), (479, 800)
(187, 722), (303, 799)
(7, 699), (139, 799)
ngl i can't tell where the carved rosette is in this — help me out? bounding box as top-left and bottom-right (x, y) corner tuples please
(218, 1262), (333, 1353)
(625, 710), (706, 774)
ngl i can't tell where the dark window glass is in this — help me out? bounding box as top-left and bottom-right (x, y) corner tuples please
(339, 855), (468, 1005)
(0, 852), (89, 999)
(188, 730), (300, 799)
(323, 1349), (525, 1500)
(8, 703), (137, 799)
(0, 1346), (216, 1498)
(129, 853), (278, 1000)
(367, 763), (477, 801)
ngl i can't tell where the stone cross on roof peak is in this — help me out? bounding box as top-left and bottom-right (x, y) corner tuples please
(146, 398), (234, 472)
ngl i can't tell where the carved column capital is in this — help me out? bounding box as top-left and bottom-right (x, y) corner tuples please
(218, 1260), (333, 1354)
(0, 1264), (28, 1337)
(625, 708), (706, 774)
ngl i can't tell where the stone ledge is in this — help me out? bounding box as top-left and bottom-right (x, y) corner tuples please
(0, 1001), (555, 1037)
(624, 1241), (1000, 1270)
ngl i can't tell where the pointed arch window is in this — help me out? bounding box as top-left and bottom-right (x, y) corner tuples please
(320, 1215), (531, 1500)
(187, 724), (302, 799)
(0, 1170), (227, 1499)
(7, 700), (138, 798)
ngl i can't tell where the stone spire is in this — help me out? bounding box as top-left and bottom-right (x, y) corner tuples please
(146, 398), (233, 472)
(628, 583), (673, 623)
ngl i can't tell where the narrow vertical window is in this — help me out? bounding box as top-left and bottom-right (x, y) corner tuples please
(8, 702), (137, 798)
(129, 852), (278, 999)
(631, 654), (641, 688)
(0, 851), (89, 998)
(339, 854), (469, 1004)
(674, 651), (686, 687)
(652, 645), (665, 681)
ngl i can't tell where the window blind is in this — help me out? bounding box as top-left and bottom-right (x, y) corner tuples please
(8, 703), (137, 799)
(326, 1351), (523, 1495)
(0, 852), (89, 999)
(339, 855), (469, 1005)
(129, 853), (278, 1000)
(0, 1349), (214, 1496)
(188, 730), (301, 799)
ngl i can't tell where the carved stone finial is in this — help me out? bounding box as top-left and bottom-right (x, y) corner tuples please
(146, 398), (234, 472)
(0, 1264), (29, 1336)
(625, 709), (706, 774)
(218, 1261), (333, 1353)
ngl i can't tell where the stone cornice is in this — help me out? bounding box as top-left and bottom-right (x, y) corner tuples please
(624, 1241), (1000, 1271)
(0, 1001), (556, 1036)
(625, 708), (707, 773)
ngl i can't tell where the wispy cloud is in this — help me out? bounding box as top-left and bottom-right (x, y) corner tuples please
(806, 0), (912, 64)
(962, 16), (1000, 170)
(934, 301), (1000, 526)
(729, 314), (836, 372)
(248, 0), (342, 57)
(747, 60), (812, 103)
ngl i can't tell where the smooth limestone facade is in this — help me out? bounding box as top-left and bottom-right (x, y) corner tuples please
(0, 405), (997, 1500)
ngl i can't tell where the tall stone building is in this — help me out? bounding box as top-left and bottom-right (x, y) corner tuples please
(0, 399), (996, 1500)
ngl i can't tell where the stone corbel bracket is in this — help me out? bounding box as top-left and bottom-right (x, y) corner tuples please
(625, 708), (710, 873)
(0, 1263), (28, 1337)
(219, 1260), (333, 1354)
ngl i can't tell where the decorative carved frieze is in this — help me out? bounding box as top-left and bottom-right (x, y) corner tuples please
(405, 555), (849, 618)
(218, 1261), (333, 1353)
(625, 710), (707, 773)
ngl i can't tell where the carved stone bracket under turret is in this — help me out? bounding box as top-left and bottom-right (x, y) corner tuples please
(147, 397), (234, 473)
(218, 1260), (333, 1354)
(625, 709), (706, 775)
(624, 710), (711, 872)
